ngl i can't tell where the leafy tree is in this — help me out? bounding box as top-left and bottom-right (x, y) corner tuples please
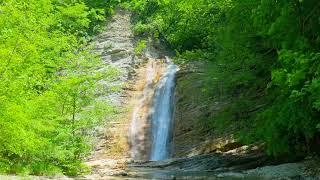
(0, 0), (119, 175)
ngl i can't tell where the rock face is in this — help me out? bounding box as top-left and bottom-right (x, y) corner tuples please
(172, 62), (234, 158)
(92, 8), (138, 107)
(85, 8), (139, 178)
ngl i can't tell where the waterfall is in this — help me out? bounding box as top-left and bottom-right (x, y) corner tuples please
(129, 57), (178, 161)
(150, 57), (178, 161)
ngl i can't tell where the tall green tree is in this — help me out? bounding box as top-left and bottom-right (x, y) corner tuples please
(0, 0), (119, 175)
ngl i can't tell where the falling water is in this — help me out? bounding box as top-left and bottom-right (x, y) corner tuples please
(150, 57), (178, 161)
(130, 57), (178, 161)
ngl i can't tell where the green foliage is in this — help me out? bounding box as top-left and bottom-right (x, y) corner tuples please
(134, 39), (147, 56)
(0, 0), (119, 176)
(133, 22), (152, 36)
(255, 50), (320, 155)
(127, 0), (320, 156)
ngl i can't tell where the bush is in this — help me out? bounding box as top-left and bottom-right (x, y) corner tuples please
(134, 39), (147, 56)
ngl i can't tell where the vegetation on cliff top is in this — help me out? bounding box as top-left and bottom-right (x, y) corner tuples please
(0, 0), (120, 176)
(125, 0), (320, 157)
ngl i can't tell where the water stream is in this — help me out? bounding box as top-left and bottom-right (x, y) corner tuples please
(150, 58), (178, 161)
(130, 57), (178, 161)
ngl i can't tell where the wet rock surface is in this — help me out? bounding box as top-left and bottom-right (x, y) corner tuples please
(127, 154), (320, 179)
